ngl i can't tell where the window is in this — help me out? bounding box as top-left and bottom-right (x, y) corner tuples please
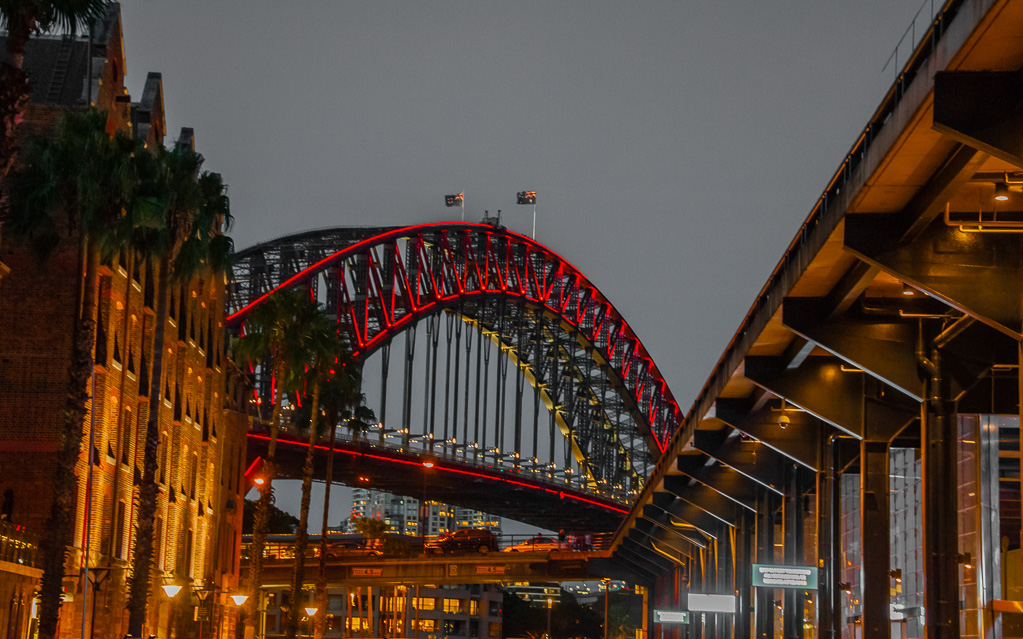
(443, 599), (463, 614)
(184, 528), (194, 577)
(114, 501), (126, 559)
(413, 597), (436, 611)
(158, 434), (169, 484)
(189, 454), (198, 499)
(155, 517), (164, 570)
(470, 599), (479, 616)
(121, 409), (132, 465)
(488, 622), (501, 637)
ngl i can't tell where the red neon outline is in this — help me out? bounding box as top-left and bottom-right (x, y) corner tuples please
(244, 456), (262, 477)
(228, 223), (677, 453)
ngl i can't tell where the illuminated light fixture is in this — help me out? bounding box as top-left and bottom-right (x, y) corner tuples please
(956, 552), (973, 569)
(889, 569), (903, 583)
(995, 182), (1009, 201)
(902, 284), (916, 296)
(422, 461), (434, 468)
(162, 584), (182, 598)
(253, 477), (265, 485)
(231, 595), (249, 605)
(305, 607), (318, 616)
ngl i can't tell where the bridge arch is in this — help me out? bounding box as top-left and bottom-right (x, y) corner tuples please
(228, 223), (681, 497)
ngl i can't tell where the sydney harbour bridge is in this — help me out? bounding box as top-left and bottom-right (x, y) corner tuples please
(227, 3), (1023, 638)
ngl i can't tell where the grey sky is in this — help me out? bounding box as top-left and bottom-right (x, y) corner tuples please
(119, 1), (930, 525)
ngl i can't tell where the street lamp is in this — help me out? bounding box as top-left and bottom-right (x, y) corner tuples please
(546, 597), (553, 639)
(162, 578), (182, 639)
(304, 607), (318, 638)
(192, 583), (216, 639)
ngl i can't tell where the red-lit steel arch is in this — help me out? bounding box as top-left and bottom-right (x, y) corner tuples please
(227, 223), (680, 455)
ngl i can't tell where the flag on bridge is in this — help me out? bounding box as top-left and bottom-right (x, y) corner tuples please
(445, 193), (464, 207)
(516, 190), (536, 205)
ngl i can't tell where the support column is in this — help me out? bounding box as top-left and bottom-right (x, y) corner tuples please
(817, 436), (840, 639)
(860, 439), (890, 639)
(921, 346), (959, 639)
(734, 510), (752, 639)
(755, 491), (775, 639)
(783, 467), (804, 639)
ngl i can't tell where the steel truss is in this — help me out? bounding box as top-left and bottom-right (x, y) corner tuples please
(228, 223), (683, 502)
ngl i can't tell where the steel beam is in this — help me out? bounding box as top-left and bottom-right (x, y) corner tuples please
(675, 453), (767, 510)
(644, 499), (724, 540)
(715, 397), (822, 471)
(933, 69), (1023, 168)
(693, 429), (788, 493)
(744, 356), (918, 442)
(782, 297), (923, 400)
(661, 475), (742, 527)
(846, 213), (1023, 340)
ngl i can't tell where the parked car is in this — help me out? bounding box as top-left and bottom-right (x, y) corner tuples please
(424, 528), (498, 554)
(326, 538), (384, 558)
(502, 535), (569, 553)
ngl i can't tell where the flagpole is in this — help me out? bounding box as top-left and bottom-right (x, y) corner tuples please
(532, 204), (536, 239)
(461, 191), (465, 223)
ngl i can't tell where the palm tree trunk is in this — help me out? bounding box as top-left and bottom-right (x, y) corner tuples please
(0, 8), (36, 184)
(126, 256), (171, 636)
(245, 363), (285, 629)
(313, 419), (337, 639)
(286, 378), (321, 639)
(37, 239), (99, 639)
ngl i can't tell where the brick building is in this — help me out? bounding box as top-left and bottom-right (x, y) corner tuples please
(0, 5), (248, 639)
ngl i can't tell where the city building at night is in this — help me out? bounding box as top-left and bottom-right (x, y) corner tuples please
(0, 5), (247, 638)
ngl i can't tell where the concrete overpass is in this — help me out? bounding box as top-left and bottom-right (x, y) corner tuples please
(609, 2), (1023, 639)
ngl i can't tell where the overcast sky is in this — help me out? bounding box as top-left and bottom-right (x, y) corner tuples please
(119, 1), (933, 526)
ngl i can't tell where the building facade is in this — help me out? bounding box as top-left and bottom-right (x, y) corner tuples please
(347, 489), (501, 538)
(0, 6), (247, 639)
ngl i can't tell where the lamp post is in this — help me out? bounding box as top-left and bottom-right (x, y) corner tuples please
(192, 583), (215, 639)
(162, 579), (182, 639)
(304, 607), (318, 639)
(546, 597), (553, 639)
(602, 579), (611, 639)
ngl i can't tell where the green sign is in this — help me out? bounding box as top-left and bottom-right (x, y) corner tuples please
(752, 564), (818, 589)
(654, 611), (689, 624)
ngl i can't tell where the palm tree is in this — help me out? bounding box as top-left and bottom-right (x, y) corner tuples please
(0, 0), (109, 184)
(232, 288), (312, 632)
(284, 307), (375, 639)
(125, 145), (233, 637)
(313, 369), (373, 639)
(2, 107), (160, 639)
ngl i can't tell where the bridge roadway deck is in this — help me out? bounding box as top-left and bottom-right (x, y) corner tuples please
(247, 431), (631, 532)
(250, 550), (619, 588)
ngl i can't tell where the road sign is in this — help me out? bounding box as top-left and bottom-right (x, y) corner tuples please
(654, 611), (690, 624)
(752, 564), (818, 589)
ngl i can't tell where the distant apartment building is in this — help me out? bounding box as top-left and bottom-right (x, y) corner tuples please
(260, 582), (504, 639)
(347, 488), (501, 537)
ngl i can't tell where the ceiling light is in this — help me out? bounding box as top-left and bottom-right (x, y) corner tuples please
(995, 183), (1009, 201)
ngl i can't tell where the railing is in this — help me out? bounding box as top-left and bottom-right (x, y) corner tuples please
(240, 531), (613, 561)
(252, 419), (639, 506)
(0, 520), (40, 568)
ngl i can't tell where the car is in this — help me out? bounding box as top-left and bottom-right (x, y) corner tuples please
(325, 538), (384, 558)
(424, 528), (498, 554)
(501, 535), (569, 552)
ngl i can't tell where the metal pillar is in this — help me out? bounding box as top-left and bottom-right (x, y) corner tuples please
(860, 439), (890, 639)
(919, 331), (960, 639)
(755, 490), (775, 639)
(783, 467), (804, 639)
(817, 436), (840, 639)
